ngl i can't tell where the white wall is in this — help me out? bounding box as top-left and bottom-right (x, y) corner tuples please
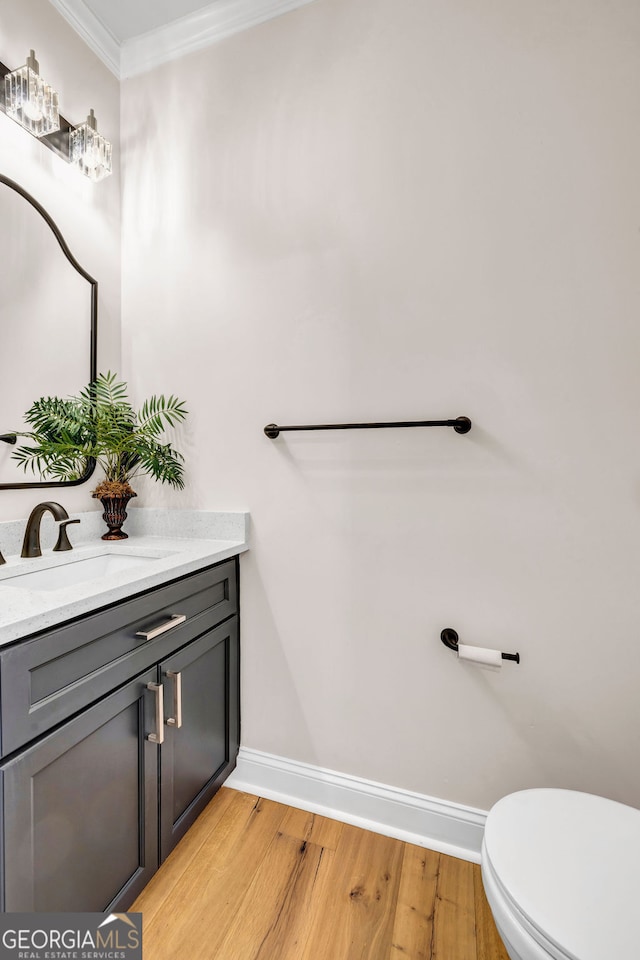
(0, 0), (120, 521)
(122, 0), (640, 811)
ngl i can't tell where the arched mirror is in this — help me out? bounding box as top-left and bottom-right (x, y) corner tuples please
(0, 174), (97, 489)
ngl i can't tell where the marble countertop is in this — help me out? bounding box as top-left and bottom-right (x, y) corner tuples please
(0, 509), (249, 646)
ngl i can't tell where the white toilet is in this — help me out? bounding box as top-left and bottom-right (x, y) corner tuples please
(481, 788), (640, 960)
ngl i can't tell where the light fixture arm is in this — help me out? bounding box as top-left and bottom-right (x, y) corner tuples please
(25, 50), (39, 74)
(0, 54), (112, 181)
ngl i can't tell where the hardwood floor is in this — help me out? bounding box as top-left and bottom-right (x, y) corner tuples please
(133, 787), (509, 960)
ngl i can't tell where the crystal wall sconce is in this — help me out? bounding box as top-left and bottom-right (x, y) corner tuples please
(4, 50), (59, 137)
(70, 110), (112, 182)
(0, 50), (112, 182)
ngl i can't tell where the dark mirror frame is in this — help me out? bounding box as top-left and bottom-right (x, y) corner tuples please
(0, 174), (97, 489)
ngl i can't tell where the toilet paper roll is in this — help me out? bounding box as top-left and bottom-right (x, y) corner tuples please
(457, 643), (502, 668)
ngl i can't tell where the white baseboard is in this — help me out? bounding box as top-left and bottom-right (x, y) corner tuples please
(226, 747), (486, 863)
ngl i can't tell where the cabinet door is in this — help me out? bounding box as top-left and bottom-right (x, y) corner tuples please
(1, 668), (159, 912)
(159, 616), (239, 861)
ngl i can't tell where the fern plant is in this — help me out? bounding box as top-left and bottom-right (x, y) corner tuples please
(12, 372), (187, 496)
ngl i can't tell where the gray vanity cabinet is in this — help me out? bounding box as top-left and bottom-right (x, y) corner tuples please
(2, 667), (159, 913)
(0, 557), (240, 913)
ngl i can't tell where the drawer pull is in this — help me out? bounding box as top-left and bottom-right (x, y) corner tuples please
(166, 671), (183, 728)
(136, 614), (186, 641)
(147, 682), (165, 744)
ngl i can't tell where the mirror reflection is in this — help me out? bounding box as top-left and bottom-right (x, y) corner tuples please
(0, 175), (96, 488)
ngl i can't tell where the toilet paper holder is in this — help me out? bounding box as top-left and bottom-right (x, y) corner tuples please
(440, 627), (520, 664)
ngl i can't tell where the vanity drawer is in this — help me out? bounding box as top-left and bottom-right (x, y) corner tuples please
(0, 559), (237, 757)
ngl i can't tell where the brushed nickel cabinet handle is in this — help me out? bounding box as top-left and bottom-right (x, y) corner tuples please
(166, 671), (183, 728)
(147, 682), (165, 744)
(136, 614), (186, 641)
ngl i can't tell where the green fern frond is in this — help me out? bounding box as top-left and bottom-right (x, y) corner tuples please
(12, 373), (188, 491)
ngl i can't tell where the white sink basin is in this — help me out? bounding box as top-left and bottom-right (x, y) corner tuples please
(0, 553), (161, 592)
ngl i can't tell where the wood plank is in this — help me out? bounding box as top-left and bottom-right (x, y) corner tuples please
(299, 822), (405, 960)
(133, 785), (240, 924)
(472, 863), (510, 960)
(279, 804), (344, 850)
(214, 830), (332, 959)
(432, 855), (477, 960)
(389, 844), (440, 959)
(138, 794), (290, 960)
(134, 791), (508, 959)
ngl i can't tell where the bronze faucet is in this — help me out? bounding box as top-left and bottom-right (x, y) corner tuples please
(21, 502), (80, 558)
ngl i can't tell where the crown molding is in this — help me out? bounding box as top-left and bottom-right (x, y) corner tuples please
(48, 0), (121, 78)
(120, 0), (318, 79)
(50, 0), (318, 81)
